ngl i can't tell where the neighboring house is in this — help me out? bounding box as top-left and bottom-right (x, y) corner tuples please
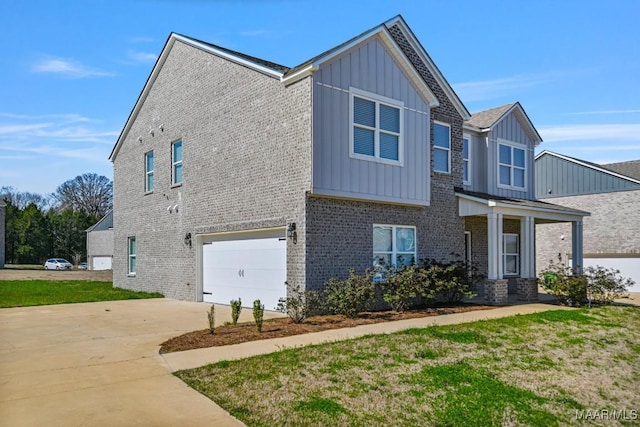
(535, 151), (640, 292)
(0, 200), (5, 268)
(86, 210), (114, 270)
(109, 15), (586, 308)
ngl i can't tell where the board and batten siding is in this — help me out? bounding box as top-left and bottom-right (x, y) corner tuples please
(463, 132), (487, 193)
(486, 112), (536, 200)
(312, 36), (431, 206)
(535, 154), (640, 199)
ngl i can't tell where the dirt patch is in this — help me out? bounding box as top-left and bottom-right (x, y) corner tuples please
(0, 269), (113, 282)
(160, 304), (496, 353)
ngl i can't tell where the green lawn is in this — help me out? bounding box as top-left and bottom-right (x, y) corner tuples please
(0, 280), (163, 308)
(177, 306), (640, 427)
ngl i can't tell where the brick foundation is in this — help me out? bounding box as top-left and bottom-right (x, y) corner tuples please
(516, 278), (538, 302)
(484, 279), (508, 305)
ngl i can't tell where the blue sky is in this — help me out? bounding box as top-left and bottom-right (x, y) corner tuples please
(1, 0), (639, 194)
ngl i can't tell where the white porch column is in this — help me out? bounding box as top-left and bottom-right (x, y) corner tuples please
(497, 213), (504, 279)
(487, 212), (503, 280)
(572, 220), (584, 274)
(520, 216), (535, 278)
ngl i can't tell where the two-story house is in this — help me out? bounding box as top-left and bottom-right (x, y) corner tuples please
(109, 15), (587, 308)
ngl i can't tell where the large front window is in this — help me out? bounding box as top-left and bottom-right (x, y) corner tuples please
(350, 88), (403, 164)
(503, 234), (519, 276)
(373, 225), (416, 278)
(498, 142), (525, 189)
(172, 140), (183, 186)
(128, 236), (137, 275)
(433, 122), (450, 173)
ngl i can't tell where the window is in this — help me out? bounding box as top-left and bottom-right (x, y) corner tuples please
(172, 140), (183, 186)
(128, 236), (137, 275)
(350, 88), (403, 164)
(373, 225), (416, 279)
(503, 234), (519, 276)
(462, 134), (471, 184)
(145, 151), (154, 192)
(433, 122), (450, 173)
(498, 142), (526, 189)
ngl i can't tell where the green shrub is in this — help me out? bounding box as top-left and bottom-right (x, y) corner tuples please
(253, 299), (264, 332)
(420, 258), (480, 304)
(323, 269), (376, 318)
(277, 282), (321, 323)
(539, 260), (633, 306)
(585, 265), (633, 304)
(380, 264), (421, 312)
(207, 305), (215, 334)
(230, 298), (242, 325)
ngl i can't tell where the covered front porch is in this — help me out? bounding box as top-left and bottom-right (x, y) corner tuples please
(457, 190), (589, 305)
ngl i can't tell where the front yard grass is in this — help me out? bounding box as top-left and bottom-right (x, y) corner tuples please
(176, 306), (640, 426)
(0, 280), (163, 308)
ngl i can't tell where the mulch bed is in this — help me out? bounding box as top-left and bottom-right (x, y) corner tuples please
(159, 304), (496, 354)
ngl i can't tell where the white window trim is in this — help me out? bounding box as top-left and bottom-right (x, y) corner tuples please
(503, 233), (519, 276)
(128, 236), (136, 276)
(349, 87), (404, 166)
(462, 133), (471, 185)
(497, 139), (527, 191)
(373, 224), (417, 270)
(171, 140), (183, 186)
(145, 151), (154, 193)
(433, 121), (451, 174)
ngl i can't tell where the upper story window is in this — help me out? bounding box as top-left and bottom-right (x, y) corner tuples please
(462, 134), (471, 184)
(128, 236), (137, 275)
(373, 225), (416, 281)
(172, 140), (183, 186)
(433, 122), (450, 173)
(350, 88), (403, 165)
(145, 151), (154, 193)
(498, 141), (526, 190)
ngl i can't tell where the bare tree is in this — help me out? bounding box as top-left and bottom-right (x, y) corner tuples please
(52, 173), (113, 217)
(0, 186), (51, 211)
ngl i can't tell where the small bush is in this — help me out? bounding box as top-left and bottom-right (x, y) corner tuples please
(323, 269), (376, 318)
(420, 258), (480, 304)
(230, 298), (242, 325)
(381, 264), (421, 312)
(253, 299), (265, 332)
(207, 305), (215, 334)
(539, 259), (632, 306)
(277, 282), (321, 323)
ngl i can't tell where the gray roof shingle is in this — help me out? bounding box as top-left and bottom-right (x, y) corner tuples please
(602, 160), (640, 181)
(465, 103), (516, 129)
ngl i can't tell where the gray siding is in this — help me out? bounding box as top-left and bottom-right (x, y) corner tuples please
(486, 112), (536, 200)
(535, 154), (640, 199)
(463, 132), (487, 193)
(312, 36), (431, 206)
(87, 229), (114, 267)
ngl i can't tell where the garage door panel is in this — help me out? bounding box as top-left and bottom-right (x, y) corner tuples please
(202, 232), (286, 309)
(92, 257), (112, 270)
(582, 258), (640, 293)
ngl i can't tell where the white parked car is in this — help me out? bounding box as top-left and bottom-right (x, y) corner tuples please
(44, 258), (73, 270)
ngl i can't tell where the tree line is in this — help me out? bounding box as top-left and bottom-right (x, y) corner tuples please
(2, 173), (112, 266)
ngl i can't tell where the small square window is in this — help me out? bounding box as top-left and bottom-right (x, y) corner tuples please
(497, 142), (526, 190)
(373, 225), (416, 281)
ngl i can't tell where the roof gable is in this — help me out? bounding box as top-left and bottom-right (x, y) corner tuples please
(536, 151), (640, 185)
(465, 102), (542, 145)
(86, 210), (113, 232)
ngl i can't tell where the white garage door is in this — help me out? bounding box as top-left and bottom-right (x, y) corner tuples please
(92, 256), (112, 270)
(582, 257), (640, 293)
(202, 229), (287, 310)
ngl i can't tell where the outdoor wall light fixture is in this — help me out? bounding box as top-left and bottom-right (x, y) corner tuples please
(287, 222), (296, 238)
(184, 232), (192, 247)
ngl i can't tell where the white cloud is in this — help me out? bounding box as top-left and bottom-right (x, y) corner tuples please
(127, 50), (158, 63)
(32, 57), (115, 78)
(538, 124), (640, 142)
(453, 74), (553, 103)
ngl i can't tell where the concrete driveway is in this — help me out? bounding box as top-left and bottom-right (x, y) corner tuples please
(0, 299), (281, 426)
